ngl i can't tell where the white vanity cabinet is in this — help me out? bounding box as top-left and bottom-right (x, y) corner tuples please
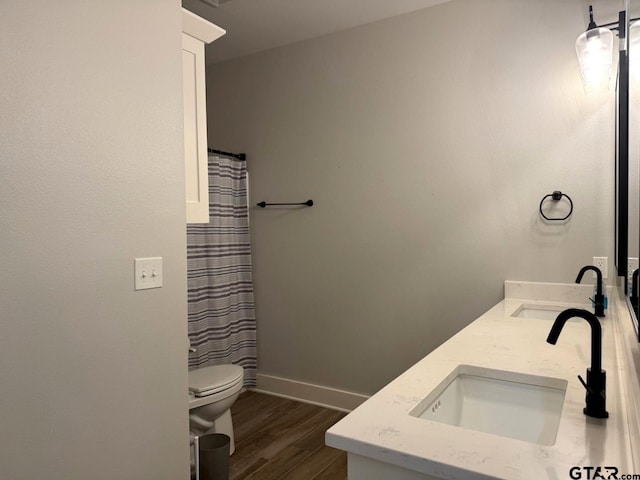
(182, 9), (225, 223)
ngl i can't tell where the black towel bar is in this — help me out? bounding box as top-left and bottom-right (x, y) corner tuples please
(257, 200), (314, 208)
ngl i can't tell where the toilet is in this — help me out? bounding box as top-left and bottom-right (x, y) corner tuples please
(188, 364), (244, 455)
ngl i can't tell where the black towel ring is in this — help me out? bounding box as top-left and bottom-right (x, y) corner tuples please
(539, 191), (573, 221)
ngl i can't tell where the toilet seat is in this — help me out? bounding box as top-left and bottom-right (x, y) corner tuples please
(192, 375), (243, 397)
(189, 364), (244, 397)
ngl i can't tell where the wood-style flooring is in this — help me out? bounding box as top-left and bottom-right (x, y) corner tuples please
(228, 391), (347, 480)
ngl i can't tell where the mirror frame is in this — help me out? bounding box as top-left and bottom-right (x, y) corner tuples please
(618, 9), (629, 284)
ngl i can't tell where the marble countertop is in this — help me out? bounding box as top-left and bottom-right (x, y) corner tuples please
(325, 281), (638, 479)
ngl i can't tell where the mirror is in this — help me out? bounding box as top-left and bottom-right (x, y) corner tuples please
(628, 2), (640, 338)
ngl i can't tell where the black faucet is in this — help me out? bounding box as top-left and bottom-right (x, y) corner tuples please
(575, 265), (605, 317)
(547, 308), (608, 419)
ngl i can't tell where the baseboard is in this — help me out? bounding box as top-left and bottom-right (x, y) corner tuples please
(251, 374), (370, 412)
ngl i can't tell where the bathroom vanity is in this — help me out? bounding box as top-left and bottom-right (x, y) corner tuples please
(326, 281), (640, 479)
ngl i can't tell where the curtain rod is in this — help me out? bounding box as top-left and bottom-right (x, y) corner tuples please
(208, 148), (246, 161)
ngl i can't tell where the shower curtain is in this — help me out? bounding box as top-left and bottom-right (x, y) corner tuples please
(186, 155), (257, 386)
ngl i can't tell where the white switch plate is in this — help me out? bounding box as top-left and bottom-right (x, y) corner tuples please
(593, 256), (608, 279)
(628, 257), (639, 288)
(134, 257), (163, 290)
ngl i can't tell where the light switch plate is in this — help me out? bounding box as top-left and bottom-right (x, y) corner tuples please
(134, 257), (163, 290)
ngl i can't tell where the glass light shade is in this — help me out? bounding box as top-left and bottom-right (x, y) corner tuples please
(630, 20), (640, 79)
(575, 27), (614, 92)
(630, 20), (640, 53)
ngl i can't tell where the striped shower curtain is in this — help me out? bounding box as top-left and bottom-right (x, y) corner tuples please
(186, 155), (257, 386)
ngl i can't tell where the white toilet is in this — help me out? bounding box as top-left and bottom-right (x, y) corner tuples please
(188, 364), (244, 455)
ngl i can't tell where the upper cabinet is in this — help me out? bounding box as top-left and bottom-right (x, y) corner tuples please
(182, 9), (225, 223)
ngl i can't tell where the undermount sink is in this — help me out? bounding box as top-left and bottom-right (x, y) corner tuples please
(512, 304), (580, 320)
(410, 365), (567, 445)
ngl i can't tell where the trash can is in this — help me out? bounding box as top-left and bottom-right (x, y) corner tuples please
(198, 433), (230, 480)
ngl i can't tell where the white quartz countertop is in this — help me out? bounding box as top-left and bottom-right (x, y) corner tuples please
(326, 281), (637, 479)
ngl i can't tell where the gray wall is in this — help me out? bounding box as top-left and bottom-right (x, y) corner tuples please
(0, 2), (189, 479)
(207, 0), (616, 395)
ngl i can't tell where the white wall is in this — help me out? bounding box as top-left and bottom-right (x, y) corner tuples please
(0, 2), (189, 479)
(207, 0), (616, 395)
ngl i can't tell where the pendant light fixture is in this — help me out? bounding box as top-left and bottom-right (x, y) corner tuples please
(575, 6), (614, 92)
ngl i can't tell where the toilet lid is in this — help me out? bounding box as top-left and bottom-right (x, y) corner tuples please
(188, 364), (244, 395)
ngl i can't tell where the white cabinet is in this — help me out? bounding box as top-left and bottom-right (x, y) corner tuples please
(182, 9), (225, 223)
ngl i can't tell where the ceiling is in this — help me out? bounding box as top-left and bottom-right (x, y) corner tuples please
(182, 0), (452, 64)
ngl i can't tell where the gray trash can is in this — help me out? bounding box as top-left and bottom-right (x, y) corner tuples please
(198, 433), (230, 480)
